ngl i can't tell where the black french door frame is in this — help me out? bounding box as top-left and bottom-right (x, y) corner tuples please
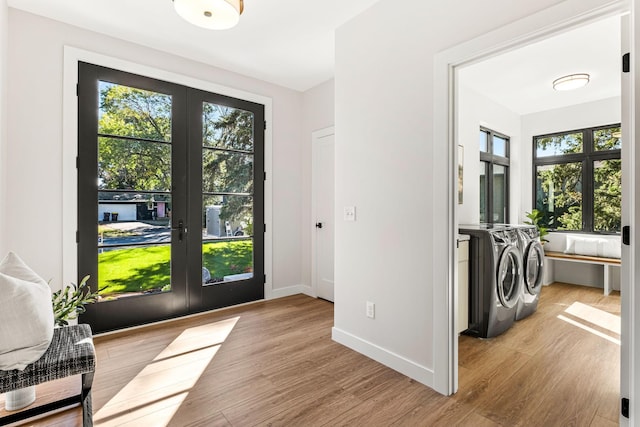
(77, 62), (265, 333)
(186, 89), (265, 313)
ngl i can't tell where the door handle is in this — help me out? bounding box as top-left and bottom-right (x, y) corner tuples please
(172, 219), (185, 241)
(315, 222), (323, 229)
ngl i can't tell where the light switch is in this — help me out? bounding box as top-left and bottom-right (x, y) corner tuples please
(344, 206), (356, 221)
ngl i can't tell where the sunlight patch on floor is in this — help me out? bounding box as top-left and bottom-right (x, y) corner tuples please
(558, 301), (620, 345)
(94, 317), (239, 426)
(564, 301), (620, 334)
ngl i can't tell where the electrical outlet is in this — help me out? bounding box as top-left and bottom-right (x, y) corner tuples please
(366, 301), (375, 319)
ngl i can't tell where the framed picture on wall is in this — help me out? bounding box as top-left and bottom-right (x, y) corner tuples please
(458, 145), (464, 204)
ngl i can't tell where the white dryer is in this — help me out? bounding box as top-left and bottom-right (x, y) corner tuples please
(459, 224), (523, 338)
(514, 225), (545, 320)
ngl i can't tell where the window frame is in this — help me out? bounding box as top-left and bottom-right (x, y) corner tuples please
(532, 123), (621, 234)
(480, 127), (510, 224)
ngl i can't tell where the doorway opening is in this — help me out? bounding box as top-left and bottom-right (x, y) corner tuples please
(451, 12), (625, 422)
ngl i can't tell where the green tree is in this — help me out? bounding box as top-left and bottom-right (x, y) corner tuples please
(98, 82), (172, 192)
(535, 127), (621, 232)
(98, 84), (255, 229)
(593, 159), (621, 232)
(536, 162), (582, 230)
(202, 103), (254, 227)
(536, 132), (582, 156)
(592, 128), (622, 232)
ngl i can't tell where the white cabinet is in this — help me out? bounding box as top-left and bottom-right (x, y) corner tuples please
(457, 236), (470, 334)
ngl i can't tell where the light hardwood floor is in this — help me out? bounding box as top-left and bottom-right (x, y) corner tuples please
(2, 282), (620, 426)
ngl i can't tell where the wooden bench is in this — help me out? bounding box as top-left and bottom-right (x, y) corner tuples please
(544, 251), (621, 296)
(0, 324), (95, 426)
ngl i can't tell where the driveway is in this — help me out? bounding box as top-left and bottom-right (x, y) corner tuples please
(100, 221), (171, 246)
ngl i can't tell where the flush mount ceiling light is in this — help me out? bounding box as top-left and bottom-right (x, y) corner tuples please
(173, 0), (244, 30)
(552, 73), (590, 91)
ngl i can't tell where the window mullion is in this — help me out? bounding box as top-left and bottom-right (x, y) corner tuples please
(487, 163), (494, 223)
(583, 158), (593, 232)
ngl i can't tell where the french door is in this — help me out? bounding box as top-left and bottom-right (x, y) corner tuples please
(77, 63), (264, 333)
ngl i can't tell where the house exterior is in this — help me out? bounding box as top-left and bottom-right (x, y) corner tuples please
(0, 0), (636, 422)
(98, 200), (168, 222)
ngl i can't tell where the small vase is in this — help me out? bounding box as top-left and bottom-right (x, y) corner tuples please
(4, 385), (36, 411)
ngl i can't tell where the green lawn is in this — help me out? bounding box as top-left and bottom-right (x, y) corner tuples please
(98, 240), (253, 296)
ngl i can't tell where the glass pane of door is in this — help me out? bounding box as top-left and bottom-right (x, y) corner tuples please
(201, 103), (255, 285)
(97, 82), (174, 300)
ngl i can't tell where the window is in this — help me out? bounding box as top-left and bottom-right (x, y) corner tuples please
(479, 128), (510, 223)
(533, 124), (621, 233)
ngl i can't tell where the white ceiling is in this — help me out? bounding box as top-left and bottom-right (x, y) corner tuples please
(5, 2), (622, 104)
(6, 0), (383, 92)
(459, 16), (621, 115)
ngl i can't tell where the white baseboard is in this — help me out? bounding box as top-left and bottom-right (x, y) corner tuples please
(331, 327), (435, 389)
(267, 284), (314, 300)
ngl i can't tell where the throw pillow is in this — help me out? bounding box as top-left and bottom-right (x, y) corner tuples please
(598, 238), (622, 259)
(564, 236), (579, 254)
(574, 238), (599, 257)
(0, 252), (54, 370)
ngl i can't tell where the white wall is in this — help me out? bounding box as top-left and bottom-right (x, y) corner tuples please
(6, 9), (304, 293)
(333, 0), (618, 393)
(0, 0), (7, 254)
(457, 85), (522, 224)
(301, 79), (335, 293)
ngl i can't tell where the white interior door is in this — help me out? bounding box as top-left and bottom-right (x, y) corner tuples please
(312, 128), (335, 302)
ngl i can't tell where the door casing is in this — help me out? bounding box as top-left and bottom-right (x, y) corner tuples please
(434, 2), (634, 417)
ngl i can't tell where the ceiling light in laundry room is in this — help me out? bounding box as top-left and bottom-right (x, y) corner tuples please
(173, 0), (244, 30)
(552, 73), (590, 91)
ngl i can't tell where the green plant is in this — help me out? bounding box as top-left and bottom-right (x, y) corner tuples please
(51, 275), (100, 327)
(524, 209), (550, 243)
